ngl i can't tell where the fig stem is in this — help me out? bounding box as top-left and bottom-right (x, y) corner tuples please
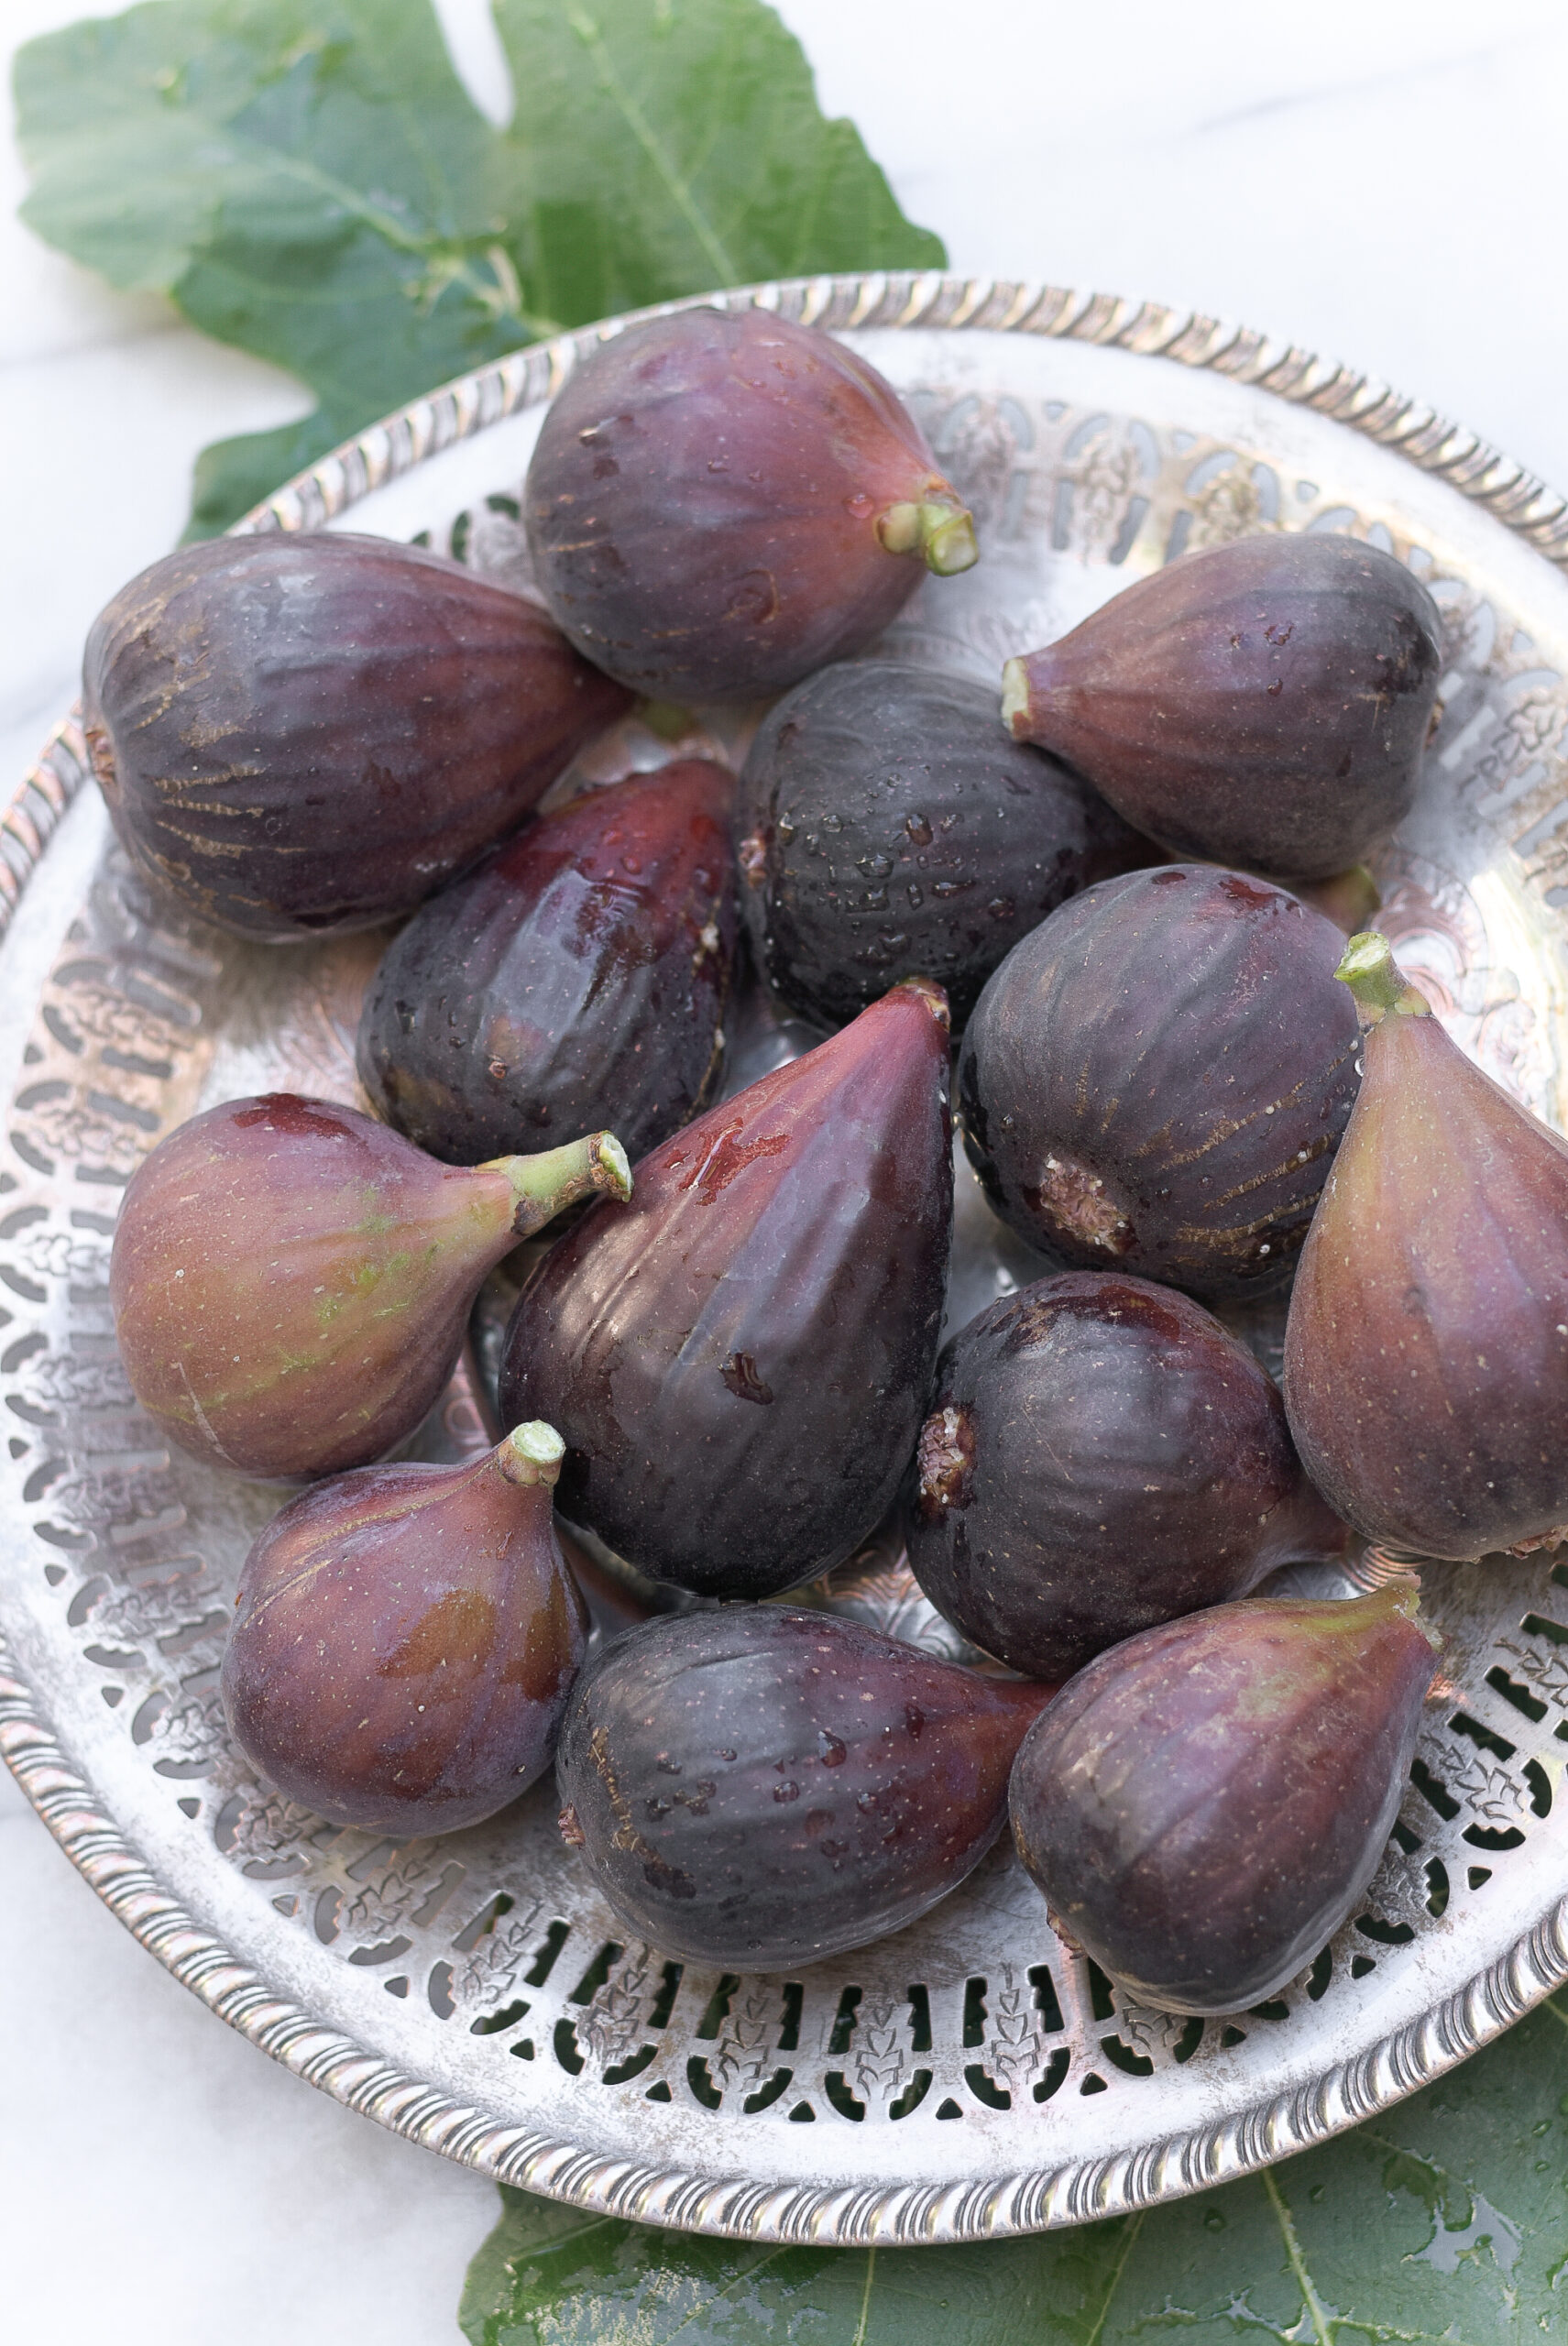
(498, 1420), (565, 1489)
(487, 1130), (633, 1236)
(876, 499), (980, 576)
(1335, 931), (1431, 1024)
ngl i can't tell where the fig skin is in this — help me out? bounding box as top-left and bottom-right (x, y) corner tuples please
(357, 761), (739, 1165)
(110, 1093), (631, 1481)
(958, 863), (1361, 1302)
(525, 307), (978, 704)
(499, 978), (954, 1598)
(1001, 534), (1442, 882)
(222, 1422), (586, 1834)
(82, 532), (632, 940)
(905, 1271), (1350, 1682)
(736, 660), (1143, 1033)
(1284, 931), (1568, 1561)
(555, 1606), (1051, 1969)
(1009, 1584), (1439, 2013)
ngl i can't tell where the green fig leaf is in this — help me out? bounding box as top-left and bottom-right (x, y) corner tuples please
(460, 1998), (1568, 2342)
(13, 0), (945, 539)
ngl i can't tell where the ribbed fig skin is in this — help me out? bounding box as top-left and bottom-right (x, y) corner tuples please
(82, 532), (631, 939)
(499, 981), (954, 1597)
(736, 661), (1143, 1032)
(1284, 985), (1568, 1560)
(555, 1607), (1049, 1968)
(525, 309), (972, 702)
(958, 865), (1361, 1301)
(905, 1271), (1349, 1680)
(357, 761), (739, 1164)
(222, 1431), (585, 1834)
(1009, 1587), (1438, 2012)
(1003, 535), (1442, 881)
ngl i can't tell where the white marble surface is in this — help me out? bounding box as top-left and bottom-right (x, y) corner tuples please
(4, 0), (1567, 2333)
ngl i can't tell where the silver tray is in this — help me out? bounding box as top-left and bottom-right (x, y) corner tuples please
(6, 273), (1568, 2246)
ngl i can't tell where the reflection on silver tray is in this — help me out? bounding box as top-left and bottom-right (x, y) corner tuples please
(5, 274), (1568, 2245)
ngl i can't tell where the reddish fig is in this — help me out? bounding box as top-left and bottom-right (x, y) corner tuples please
(905, 1271), (1349, 1681)
(111, 1094), (630, 1481)
(1285, 931), (1568, 1559)
(222, 1422), (585, 1833)
(526, 307), (978, 703)
(1002, 535), (1442, 881)
(357, 761), (739, 1164)
(555, 1606), (1050, 1968)
(499, 980), (954, 1597)
(958, 865), (1361, 1301)
(82, 532), (631, 939)
(1010, 1585), (1439, 2012)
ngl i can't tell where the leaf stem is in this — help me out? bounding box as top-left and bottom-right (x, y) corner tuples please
(565, 4), (739, 286)
(1263, 2166), (1335, 2346)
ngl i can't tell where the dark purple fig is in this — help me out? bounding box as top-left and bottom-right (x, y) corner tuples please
(555, 1606), (1050, 1968)
(82, 532), (632, 940)
(499, 978), (954, 1597)
(357, 761), (739, 1165)
(222, 1421), (585, 1833)
(525, 307), (978, 704)
(1009, 1584), (1439, 2012)
(958, 864), (1361, 1302)
(735, 660), (1144, 1032)
(1002, 535), (1442, 882)
(1285, 931), (1568, 1560)
(110, 1093), (630, 1481)
(905, 1270), (1350, 1681)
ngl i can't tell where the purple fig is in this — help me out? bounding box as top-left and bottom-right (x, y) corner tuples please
(222, 1421), (585, 1833)
(1285, 930), (1568, 1560)
(555, 1606), (1051, 1968)
(905, 1271), (1350, 1681)
(357, 760), (739, 1164)
(110, 1093), (630, 1481)
(525, 307), (978, 704)
(82, 532), (632, 939)
(1002, 535), (1442, 881)
(1009, 1584), (1440, 2012)
(958, 864), (1361, 1302)
(499, 978), (954, 1598)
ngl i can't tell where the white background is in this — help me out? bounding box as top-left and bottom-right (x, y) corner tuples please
(4, 0), (1567, 2334)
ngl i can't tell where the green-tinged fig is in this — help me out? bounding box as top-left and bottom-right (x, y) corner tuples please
(499, 979), (954, 1598)
(222, 1422), (585, 1833)
(526, 308), (978, 704)
(958, 865), (1361, 1301)
(1009, 1585), (1439, 2012)
(1002, 535), (1442, 881)
(1285, 930), (1568, 1560)
(110, 1093), (630, 1481)
(736, 660), (1143, 1031)
(905, 1271), (1349, 1681)
(357, 760), (739, 1165)
(555, 1606), (1050, 1968)
(82, 532), (632, 939)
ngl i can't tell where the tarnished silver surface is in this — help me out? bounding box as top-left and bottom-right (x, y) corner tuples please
(5, 275), (1568, 2242)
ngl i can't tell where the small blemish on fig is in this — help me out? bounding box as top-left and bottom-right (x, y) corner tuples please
(721, 1351), (774, 1405)
(916, 1404), (976, 1518)
(1027, 1154), (1134, 1255)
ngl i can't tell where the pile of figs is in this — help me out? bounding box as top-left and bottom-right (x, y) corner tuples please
(86, 304), (1565, 2021)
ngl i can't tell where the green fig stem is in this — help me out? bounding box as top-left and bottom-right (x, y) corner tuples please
(1335, 931), (1432, 1025)
(486, 1130), (632, 1237)
(498, 1420), (566, 1489)
(876, 498), (979, 576)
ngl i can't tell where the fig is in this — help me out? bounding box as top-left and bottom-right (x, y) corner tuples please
(82, 532), (632, 940)
(499, 978), (954, 1598)
(735, 660), (1143, 1032)
(1284, 931), (1568, 1560)
(525, 307), (978, 704)
(357, 760), (739, 1165)
(958, 863), (1361, 1301)
(1009, 1584), (1440, 2012)
(1002, 535), (1442, 882)
(110, 1093), (630, 1481)
(905, 1270), (1349, 1681)
(222, 1421), (585, 1834)
(555, 1606), (1050, 1968)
